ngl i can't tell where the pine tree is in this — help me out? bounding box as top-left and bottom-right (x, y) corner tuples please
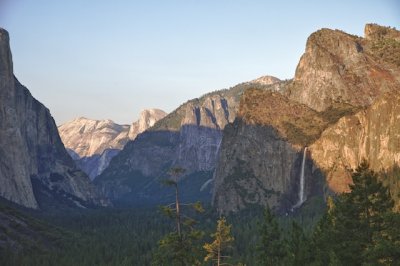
(167, 167), (186, 237)
(256, 207), (287, 266)
(366, 211), (400, 264)
(312, 160), (397, 265)
(286, 221), (312, 266)
(203, 216), (234, 266)
(152, 167), (205, 266)
(310, 205), (337, 266)
(335, 161), (394, 264)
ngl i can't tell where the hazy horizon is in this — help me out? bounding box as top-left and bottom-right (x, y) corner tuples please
(1, 0), (399, 125)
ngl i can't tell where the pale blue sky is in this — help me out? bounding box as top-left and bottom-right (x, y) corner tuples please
(1, 0), (399, 125)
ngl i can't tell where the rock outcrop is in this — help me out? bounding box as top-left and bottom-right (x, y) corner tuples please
(96, 78), (282, 205)
(309, 90), (400, 210)
(58, 109), (166, 179)
(213, 24), (400, 213)
(0, 28), (108, 209)
(213, 89), (327, 213)
(286, 25), (400, 111)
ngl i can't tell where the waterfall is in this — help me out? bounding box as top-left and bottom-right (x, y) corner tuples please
(200, 178), (213, 191)
(293, 147), (307, 209)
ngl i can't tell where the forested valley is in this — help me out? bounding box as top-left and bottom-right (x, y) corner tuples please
(1, 162), (399, 265)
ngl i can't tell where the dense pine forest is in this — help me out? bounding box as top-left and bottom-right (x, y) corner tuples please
(1, 162), (399, 265)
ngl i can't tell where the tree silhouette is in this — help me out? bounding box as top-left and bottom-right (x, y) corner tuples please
(153, 167), (205, 265)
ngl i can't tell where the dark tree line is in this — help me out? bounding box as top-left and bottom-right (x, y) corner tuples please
(1, 161), (399, 265)
(255, 161), (400, 266)
(154, 161), (400, 265)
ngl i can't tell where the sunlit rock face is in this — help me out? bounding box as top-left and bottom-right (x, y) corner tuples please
(0, 28), (109, 209)
(286, 25), (400, 112)
(309, 90), (400, 210)
(213, 24), (400, 213)
(58, 109), (167, 179)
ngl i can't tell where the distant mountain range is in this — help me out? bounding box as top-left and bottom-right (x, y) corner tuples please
(58, 109), (166, 179)
(94, 23), (400, 213)
(1, 23), (399, 217)
(94, 75), (282, 206)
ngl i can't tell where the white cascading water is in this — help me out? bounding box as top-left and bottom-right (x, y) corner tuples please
(293, 147), (307, 209)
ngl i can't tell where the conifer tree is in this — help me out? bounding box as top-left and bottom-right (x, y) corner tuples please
(310, 200), (337, 266)
(334, 161), (394, 264)
(312, 161), (398, 265)
(204, 216), (234, 266)
(286, 221), (312, 265)
(256, 207), (287, 266)
(152, 167), (205, 266)
(365, 209), (400, 264)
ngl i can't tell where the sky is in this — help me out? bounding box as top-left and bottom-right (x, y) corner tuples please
(1, 0), (399, 125)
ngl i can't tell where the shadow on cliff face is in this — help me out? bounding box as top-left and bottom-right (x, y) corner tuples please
(377, 164), (400, 211)
(279, 151), (327, 215)
(95, 125), (223, 207)
(212, 121), (327, 215)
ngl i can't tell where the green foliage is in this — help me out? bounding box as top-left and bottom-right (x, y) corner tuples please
(2, 161), (399, 266)
(285, 222), (312, 265)
(366, 212), (400, 264)
(1, 208), (161, 265)
(152, 167), (206, 265)
(152, 230), (204, 266)
(203, 216), (234, 265)
(256, 207), (287, 265)
(311, 161), (399, 265)
(381, 164), (400, 212)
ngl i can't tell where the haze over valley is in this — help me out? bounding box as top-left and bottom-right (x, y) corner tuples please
(1, 1), (400, 265)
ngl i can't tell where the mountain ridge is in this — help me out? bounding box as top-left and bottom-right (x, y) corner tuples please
(58, 108), (167, 179)
(95, 76), (282, 205)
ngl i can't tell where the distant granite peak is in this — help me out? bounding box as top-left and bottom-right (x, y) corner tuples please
(58, 108), (167, 179)
(249, 75), (281, 85)
(129, 108), (167, 139)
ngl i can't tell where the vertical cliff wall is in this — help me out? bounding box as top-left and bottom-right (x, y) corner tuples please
(96, 79), (283, 205)
(0, 28), (108, 209)
(213, 24), (400, 213)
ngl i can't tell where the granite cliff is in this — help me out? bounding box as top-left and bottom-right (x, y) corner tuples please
(310, 90), (400, 210)
(213, 89), (330, 213)
(95, 77), (282, 205)
(213, 24), (400, 213)
(0, 28), (108, 209)
(286, 24), (400, 111)
(58, 109), (166, 179)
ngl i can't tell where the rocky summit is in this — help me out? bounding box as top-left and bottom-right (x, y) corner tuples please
(213, 24), (400, 213)
(0, 28), (108, 209)
(58, 109), (166, 179)
(286, 24), (400, 111)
